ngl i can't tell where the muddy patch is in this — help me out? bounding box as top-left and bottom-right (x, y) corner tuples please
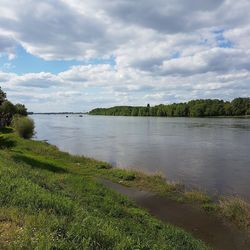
(100, 179), (250, 250)
(0, 220), (20, 248)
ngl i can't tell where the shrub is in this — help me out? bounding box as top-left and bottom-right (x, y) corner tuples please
(12, 116), (35, 139)
(219, 197), (250, 230)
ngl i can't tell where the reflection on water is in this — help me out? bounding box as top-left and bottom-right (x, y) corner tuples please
(32, 115), (250, 200)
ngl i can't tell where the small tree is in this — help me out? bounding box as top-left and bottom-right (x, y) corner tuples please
(0, 100), (16, 126)
(0, 87), (6, 105)
(0, 87), (28, 128)
(12, 116), (35, 139)
(15, 104), (28, 116)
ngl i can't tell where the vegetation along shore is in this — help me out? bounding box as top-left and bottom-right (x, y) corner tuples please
(89, 98), (250, 117)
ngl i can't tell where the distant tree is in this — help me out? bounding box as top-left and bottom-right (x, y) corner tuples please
(173, 103), (188, 117)
(156, 105), (165, 116)
(231, 98), (250, 116)
(146, 104), (150, 116)
(0, 87), (6, 105)
(138, 108), (143, 116)
(150, 106), (158, 116)
(189, 103), (206, 117)
(88, 98), (250, 117)
(15, 104), (28, 116)
(131, 108), (139, 116)
(224, 102), (232, 116)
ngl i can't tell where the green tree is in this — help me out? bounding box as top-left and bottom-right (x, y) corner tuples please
(131, 108), (139, 116)
(224, 102), (232, 116)
(189, 103), (206, 117)
(0, 100), (16, 126)
(156, 105), (165, 116)
(146, 104), (150, 116)
(0, 88), (28, 127)
(88, 98), (250, 117)
(138, 108), (143, 116)
(15, 104), (28, 116)
(231, 98), (250, 116)
(173, 104), (188, 116)
(0, 87), (6, 105)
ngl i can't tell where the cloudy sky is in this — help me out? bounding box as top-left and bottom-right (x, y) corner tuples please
(0, 0), (250, 112)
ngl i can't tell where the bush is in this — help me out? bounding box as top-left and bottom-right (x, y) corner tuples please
(219, 197), (250, 230)
(12, 116), (35, 139)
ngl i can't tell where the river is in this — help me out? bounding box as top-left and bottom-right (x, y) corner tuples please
(32, 114), (250, 200)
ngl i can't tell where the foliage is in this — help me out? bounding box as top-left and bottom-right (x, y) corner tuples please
(12, 116), (35, 139)
(0, 87), (28, 128)
(89, 97), (250, 117)
(231, 98), (250, 116)
(0, 101), (16, 126)
(15, 104), (28, 116)
(0, 87), (6, 105)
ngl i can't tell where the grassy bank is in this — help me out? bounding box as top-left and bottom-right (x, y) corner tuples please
(0, 129), (209, 249)
(98, 163), (250, 231)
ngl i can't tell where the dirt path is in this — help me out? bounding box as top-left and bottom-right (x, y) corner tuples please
(100, 179), (250, 250)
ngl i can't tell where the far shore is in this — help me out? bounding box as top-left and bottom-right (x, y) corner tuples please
(30, 112), (250, 119)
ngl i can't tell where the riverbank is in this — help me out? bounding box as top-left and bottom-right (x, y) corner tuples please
(99, 167), (250, 232)
(0, 129), (209, 249)
(100, 179), (249, 250)
(0, 129), (249, 249)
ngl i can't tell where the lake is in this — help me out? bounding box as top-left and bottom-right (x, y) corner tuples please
(32, 114), (250, 200)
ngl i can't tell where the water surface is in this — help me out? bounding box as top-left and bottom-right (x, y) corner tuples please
(32, 115), (250, 200)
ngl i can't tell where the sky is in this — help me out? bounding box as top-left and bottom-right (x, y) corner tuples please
(0, 0), (250, 112)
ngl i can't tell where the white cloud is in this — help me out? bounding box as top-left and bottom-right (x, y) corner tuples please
(159, 48), (250, 75)
(1, 63), (249, 112)
(0, 0), (249, 111)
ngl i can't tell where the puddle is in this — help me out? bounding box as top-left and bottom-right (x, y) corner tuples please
(100, 179), (250, 250)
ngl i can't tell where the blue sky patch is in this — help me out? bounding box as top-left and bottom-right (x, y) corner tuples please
(170, 51), (180, 59)
(213, 29), (233, 48)
(0, 46), (116, 75)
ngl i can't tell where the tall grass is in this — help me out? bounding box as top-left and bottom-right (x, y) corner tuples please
(219, 197), (250, 230)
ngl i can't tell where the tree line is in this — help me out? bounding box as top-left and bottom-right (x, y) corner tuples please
(89, 98), (250, 117)
(0, 87), (28, 127)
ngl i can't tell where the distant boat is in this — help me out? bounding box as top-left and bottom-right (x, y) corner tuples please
(66, 116), (69, 118)
(79, 115), (83, 117)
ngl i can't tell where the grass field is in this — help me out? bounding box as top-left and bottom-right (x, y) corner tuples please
(0, 128), (210, 249)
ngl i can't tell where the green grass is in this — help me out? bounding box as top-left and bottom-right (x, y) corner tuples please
(0, 130), (209, 249)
